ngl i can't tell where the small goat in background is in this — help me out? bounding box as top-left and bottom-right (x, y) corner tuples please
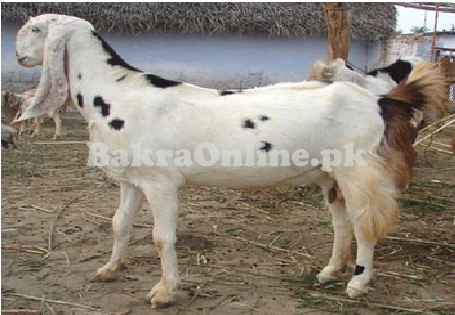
(2, 88), (66, 140)
(307, 57), (423, 95)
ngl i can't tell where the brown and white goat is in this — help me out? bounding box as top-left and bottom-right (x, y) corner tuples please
(4, 88), (65, 140)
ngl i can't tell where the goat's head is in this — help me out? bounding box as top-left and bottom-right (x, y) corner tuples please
(2, 90), (20, 108)
(14, 14), (93, 123)
(307, 58), (357, 82)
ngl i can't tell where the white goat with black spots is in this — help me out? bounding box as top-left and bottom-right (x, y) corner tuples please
(14, 14), (447, 310)
(307, 57), (423, 95)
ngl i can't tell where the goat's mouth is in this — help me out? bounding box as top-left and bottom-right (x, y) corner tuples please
(17, 56), (27, 63)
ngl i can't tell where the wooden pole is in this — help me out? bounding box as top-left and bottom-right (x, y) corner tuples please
(323, 2), (351, 62)
(431, 3), (440, 62)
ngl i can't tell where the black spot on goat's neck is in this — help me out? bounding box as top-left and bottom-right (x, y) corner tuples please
(77, 73), (82, 80)
(76, 93), (84, 108)
(219, 90), (235, 96)
(260, 141), (272, 152)
(354, 265), (365, 276)
(93, 96), (111, 117)
(367, 59), (412, 84)
(258, 115), (270, 121)
(108, 118), (125, 130)
(91, 31), (141, 73)
(144, 74), (181, 89)
(242, 119), (256, 129)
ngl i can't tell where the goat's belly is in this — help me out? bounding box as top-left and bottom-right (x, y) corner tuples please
(184, 166), (329, 188)
(95, 159), (328, 189)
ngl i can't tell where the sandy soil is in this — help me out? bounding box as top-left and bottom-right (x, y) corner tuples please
(1, 112), (455, 315)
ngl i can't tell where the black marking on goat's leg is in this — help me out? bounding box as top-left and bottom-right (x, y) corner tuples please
(116, 75), (127, 82)
(260, 141), (272, 153)
(108, 118), (125, 131)
(219, 90), (235, 96)
(77, 73), (82, 80)
(144, 74), (181, 89)
(258, 115), (270, 122)
(91, 31), (142, 73)
(93, 96), (111, 117)
(242, 119), (256, 129)
(354, 265), (365, 276)
(76, 93), (84, 108)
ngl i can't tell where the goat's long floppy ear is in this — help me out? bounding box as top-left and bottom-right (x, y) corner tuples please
(14, 29), (69, 123)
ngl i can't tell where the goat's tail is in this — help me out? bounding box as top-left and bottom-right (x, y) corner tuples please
(384, 62), (447, 119)
(338, 63), (447, 243)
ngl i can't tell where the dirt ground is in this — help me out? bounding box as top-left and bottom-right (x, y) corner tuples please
(1, 112), (455, 315)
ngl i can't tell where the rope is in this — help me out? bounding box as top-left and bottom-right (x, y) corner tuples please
(346, 60), (367, 74)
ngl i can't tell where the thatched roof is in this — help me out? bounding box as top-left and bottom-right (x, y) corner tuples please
(1, 2), (396, 39)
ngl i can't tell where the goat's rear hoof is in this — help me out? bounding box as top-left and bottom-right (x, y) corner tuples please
(93, 266), (118, 282)
(52, 135), (58, 140)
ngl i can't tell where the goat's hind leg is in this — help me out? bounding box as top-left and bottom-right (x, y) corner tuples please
(94, 182), (144, 281)
(317, 181), (353, 284)
(30, 117), (42, 138)
(142, 180), (180, 309)
(337, 157), (398, 298)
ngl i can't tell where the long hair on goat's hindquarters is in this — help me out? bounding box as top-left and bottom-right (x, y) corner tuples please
(336, 62), (447, 243)
(378, 62), (447, 191)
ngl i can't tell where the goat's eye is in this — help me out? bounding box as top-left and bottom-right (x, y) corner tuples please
(31, 26), (40, 33)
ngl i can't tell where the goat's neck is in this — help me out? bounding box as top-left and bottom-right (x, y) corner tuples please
(66, 30), (144, 122)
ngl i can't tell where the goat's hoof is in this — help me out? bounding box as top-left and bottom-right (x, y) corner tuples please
(317, 266), (341, 284)
(147, 282), (176, 309)
(52, 135), (58, 140)
(346, 278), (369, 298)
(93, 266), (117, 282)
(151, 292), (175, 309)
(30, 134), (36, 139)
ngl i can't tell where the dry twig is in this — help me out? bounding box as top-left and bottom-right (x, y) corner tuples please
(386, 236), (455, 248)
(83, 211), (153, 228)
(48, 193), (85, 251)
(0, 310), (40, 315)
(3, 293), (100, 311)
(215, 232), (314, 259)
(1, 244), (50, 258)
(414, 118), (455, 147)
(79, 231), (152, 262)
(305, 292), (441, 314)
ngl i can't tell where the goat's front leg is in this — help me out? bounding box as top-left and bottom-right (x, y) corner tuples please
(345, 224), (376, 298)
(94, 182), (144, 281)
(143, 180), (180, 309)
(317, 182), (353, 283)
(52, 110), (61, 140)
